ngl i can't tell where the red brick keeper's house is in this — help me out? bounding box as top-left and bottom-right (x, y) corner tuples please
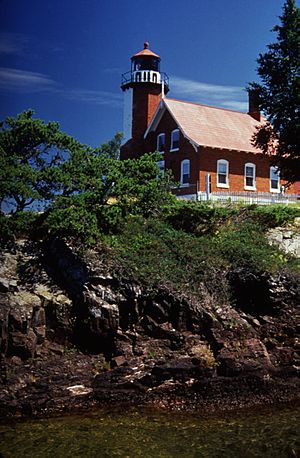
(120, 42), (298, 203)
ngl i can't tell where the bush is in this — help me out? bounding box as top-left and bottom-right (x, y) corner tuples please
(43, 199), (101, 245)
(106, 216), (229, 300)
(164, 200), (236, 236)
(0, 211), (40, 244)
(95, 204), (299, 301)
(215, 222), (286, 272)
(246, 204), (300, 229)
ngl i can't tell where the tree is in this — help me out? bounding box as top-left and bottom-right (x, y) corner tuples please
(0, 110), (175, 243)
(0, 110), (81, 213)
(249, 0), (300, 183)
(47, 149), (175, 240)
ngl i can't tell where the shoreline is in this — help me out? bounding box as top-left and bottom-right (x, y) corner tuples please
(1, 352), (299, 420)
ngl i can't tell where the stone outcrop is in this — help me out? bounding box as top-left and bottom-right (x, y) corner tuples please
(267, 217), (300, 258)
(0, 235), (299, 418)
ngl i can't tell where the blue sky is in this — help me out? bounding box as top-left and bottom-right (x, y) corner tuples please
(0, 0), (291, 147)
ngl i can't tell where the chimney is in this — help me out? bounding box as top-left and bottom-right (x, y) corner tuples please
(248, 89), (261, 121)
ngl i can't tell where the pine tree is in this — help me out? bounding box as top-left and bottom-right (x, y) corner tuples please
(250, 0), (300, 183)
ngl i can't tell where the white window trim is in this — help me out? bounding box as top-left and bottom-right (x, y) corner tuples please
(180, 159), (190, 187)
(217, 159), (229, 188)
(170, 128), (180, 152)
(157, 133), (165, 153)
(156, 160), (165, 177)
(270, 166), (280, 193)
(244, 162), (256, 190)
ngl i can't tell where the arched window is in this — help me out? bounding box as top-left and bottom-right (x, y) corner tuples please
(270, 166), (280, 192)
(157, 133), (165, 152)
(244, 163), (256, 190)
(181, 159), (190, 186)
(217, 159), (229, 188)
(170, 129), (180, 151)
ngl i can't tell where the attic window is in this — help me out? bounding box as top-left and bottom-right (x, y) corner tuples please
(157, 133), (165, 152)
(244, 163), (256, 190)
(170, 129), (180, 151)
(270, 166), (280, 193)
(181, 159), (190, 186)
(217, 159), (229, 188)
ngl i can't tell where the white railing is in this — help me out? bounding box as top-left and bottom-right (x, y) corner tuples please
(132, 70), (161, 84)
(121, 70), (169, 88)
(197, 191), (299, 205)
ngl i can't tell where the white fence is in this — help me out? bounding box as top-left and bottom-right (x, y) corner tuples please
(197, 191), (299, 205)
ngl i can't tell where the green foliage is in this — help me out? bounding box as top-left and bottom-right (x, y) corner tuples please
(110, 153), (175, 218)
(107, 217), (229, 299)
(0, 110), (81, 213)
(103, 204), (299, 299)
(249, 0), (300, 182)
(43, 197), (101, 245)
(215, 222), (286, 272)
(0, 111), (175, 243)
(0, 211), (40, 244)
(45, 150), (175, 241)
(164, 200), (236, 235)
(246, 204), (300, 228)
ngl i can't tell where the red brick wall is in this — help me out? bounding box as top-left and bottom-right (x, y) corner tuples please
(148, 109), (199, 184)
(131, 85), (162, 139)
(198, 147), (297, 194)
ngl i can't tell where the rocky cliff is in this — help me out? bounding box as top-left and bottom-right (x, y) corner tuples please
(0, 236), (299, 417)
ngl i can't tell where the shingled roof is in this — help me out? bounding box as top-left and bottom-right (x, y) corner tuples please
(145, 98), (265, 154)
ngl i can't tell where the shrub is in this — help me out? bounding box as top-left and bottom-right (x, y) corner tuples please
(0, 211), (40, 244)
(164, 200), (236, 236)
(106, 216), (229, 300)
(43, 201), (101, 245)
(215, 222), (286, 272)
(246, 204), (300, 229)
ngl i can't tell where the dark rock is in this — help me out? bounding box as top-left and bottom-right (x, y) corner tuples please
(0, 237), (299, 418)
(0, 303), (10, 356)
(217, 338), (274, 377)
(8, 328), (37, 359)
(0, 278), (10, 292)
(111, 356), (126, 368)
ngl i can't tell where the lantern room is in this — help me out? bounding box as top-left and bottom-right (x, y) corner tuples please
(121, 42), (169, 91)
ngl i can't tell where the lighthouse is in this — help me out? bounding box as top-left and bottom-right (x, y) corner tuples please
(120, 42), (169, 147)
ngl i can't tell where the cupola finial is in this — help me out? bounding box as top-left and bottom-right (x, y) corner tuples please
(144, 40), (149, 49)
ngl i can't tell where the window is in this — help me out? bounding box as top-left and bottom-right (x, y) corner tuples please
(157, 133), (165, 152)
(170, 129), (180, 151)
(244, 163), (256, 190)
(270, 166), (280, 192)
(217, 159), (229, 188)
(156, 160), (165, 178)
(181, 159), (190, 186)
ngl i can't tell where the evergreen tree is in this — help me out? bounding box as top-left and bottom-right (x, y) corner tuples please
(249, 0), (300, 183)
(0, 110), (174, 243)
(0, 110), (80, 213)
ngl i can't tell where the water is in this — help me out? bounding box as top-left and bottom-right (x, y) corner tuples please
(0, 405), (299, 457)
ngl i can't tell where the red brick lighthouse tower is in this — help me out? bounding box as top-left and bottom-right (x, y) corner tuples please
(120, 42), (169, 159)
